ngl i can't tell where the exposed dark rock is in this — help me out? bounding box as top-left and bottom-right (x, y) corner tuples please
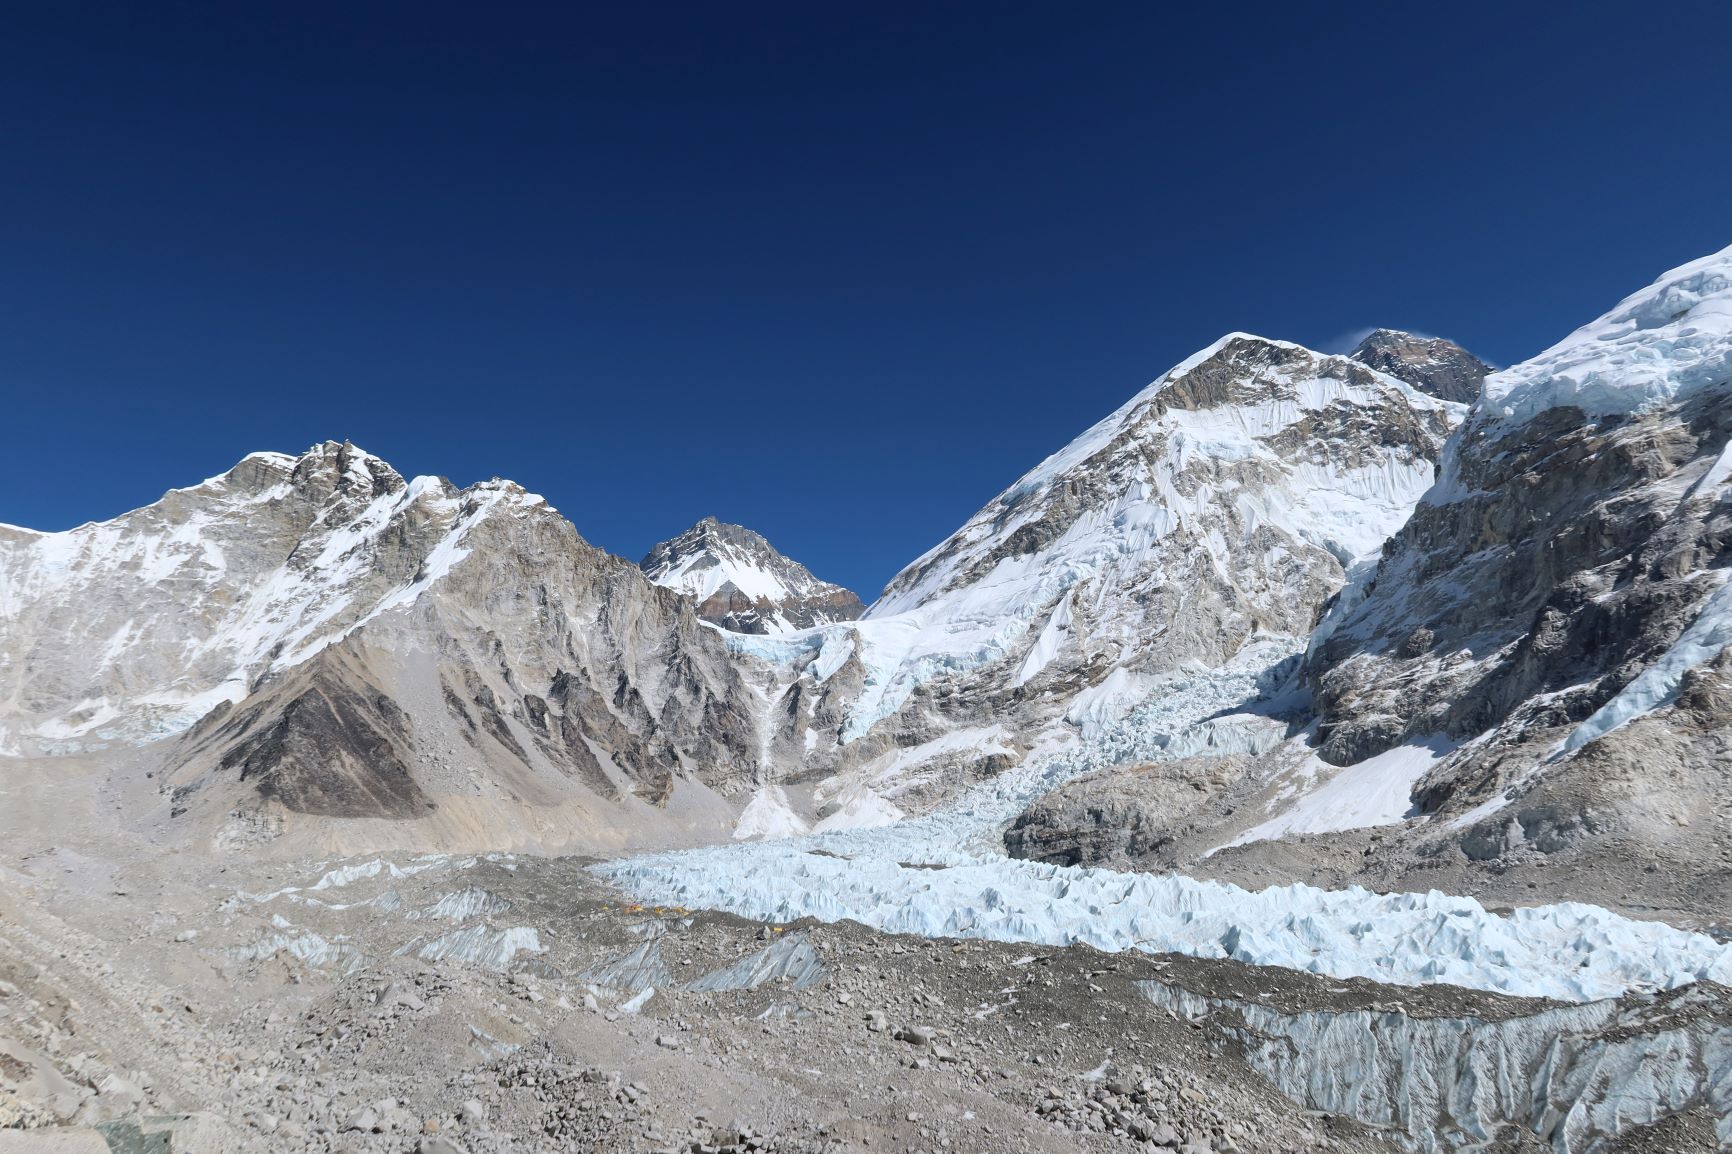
(216, 667), (431, 820)
(1348, 328), (1492, 404)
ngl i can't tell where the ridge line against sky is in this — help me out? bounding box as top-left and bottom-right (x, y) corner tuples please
(2, 2), (1729, 598)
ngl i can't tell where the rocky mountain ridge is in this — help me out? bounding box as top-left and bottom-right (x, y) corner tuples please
(0, 331), (1470, 854)
(713, 332), (1466, 829)
(4, 247), (1729, 916)
(0, 441), (768, 855)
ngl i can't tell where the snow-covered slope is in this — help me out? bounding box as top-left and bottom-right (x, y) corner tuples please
(0, 443), (508, 753)
(1478, 246), (1731, 429)
(0, 441), (768, 853)
(756, 335), (1464, 771)
(639, 517), (862, 634)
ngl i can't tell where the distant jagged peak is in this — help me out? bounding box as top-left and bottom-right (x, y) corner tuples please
(1008, 332), (1460, 498)
(640, 517), (863, 635)
(1348, 328), (1492, 404)
(287, 438), (405, 491)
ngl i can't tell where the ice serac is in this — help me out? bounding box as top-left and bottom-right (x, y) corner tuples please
(1348, 328), (1493, 404)
(0, 441), (768, 854)
(639, 517), (863, 635)
(1137, 980), (1732, 1153)
(1293, 244), (1732, 915)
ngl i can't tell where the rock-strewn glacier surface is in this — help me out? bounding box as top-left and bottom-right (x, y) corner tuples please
(1138, 980), (1732, 1153)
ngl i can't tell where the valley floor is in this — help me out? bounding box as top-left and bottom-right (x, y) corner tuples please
(1, 841), (1729, 1154)
(3, 650), (1730, 1152)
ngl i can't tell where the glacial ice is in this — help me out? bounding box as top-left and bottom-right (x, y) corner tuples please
(686, 932), (826, 993)
(603, 844), (1732, 1003)
(230, 930), (365, 975)
(413, 887), (512, 921)
(412, 925), (545, 971)
(580, 940), (672, 994)
(599, 649), (1732, 1004)
(1138, 981), (1732, 1153)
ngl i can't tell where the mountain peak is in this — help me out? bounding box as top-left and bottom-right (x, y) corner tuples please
(641, 519), (863, 634)
(1347, 328), (1491, 404)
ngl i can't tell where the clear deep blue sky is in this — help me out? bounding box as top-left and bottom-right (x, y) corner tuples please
(4, 3), (1729, 598)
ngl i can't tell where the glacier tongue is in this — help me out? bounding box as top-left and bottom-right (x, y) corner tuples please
(597, 646), (1732, 1005)
(600, 840), (1732, 1003)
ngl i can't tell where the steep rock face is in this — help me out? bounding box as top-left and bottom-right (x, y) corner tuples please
(1000, 250), (1732, 921)
(1, 442), (765, 851)
(1309, 247), (1732, 765)
(1348, 328), (1492, 404)
(640, 517), (863, 634)
(1221, 245), (1732, 912)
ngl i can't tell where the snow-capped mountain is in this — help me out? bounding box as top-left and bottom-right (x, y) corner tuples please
(639, 517), (862, 634)
(856, 333), (1461, 726)
(0, 441), (767, 852)
(1296, 244), (1732, 911)
(0, 443), (472, 754)
(1347, 328), (1492, 403)
(1003, 245), (1732, 922)
(726, 334), (1466, 822)
(11, 245), (1724, 910)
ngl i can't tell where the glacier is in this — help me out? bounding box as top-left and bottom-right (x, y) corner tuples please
(1138, 981), (1732, 1153)
(598, 648), (1732, 1003)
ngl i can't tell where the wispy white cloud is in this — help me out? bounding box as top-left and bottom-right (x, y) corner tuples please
(1317, 326), (1377, 354)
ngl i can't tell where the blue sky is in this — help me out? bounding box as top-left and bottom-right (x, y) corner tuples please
(3, 3), (1729, 598)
